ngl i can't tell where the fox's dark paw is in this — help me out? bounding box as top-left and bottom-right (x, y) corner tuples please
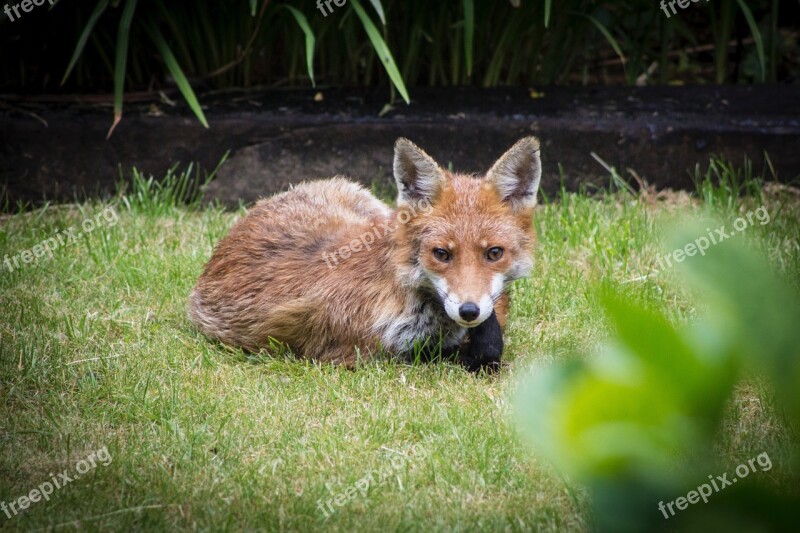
(467, 336), (503, 361)
(459, 355), (502, 374)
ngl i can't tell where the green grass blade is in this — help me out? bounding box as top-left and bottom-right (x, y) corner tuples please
(350, 0), (410, 104)
(367, 0), (386, 26)
(146, 23), (209, 129)
(61, 0), (110, 85)
(463, 0), (474, 77)
(107, 0), (138, 139)
(249, 0), (257, 17)
(734, 0), (766, 82)
(281, 5), (316, 87)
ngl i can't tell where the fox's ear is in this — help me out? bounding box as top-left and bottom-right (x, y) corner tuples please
(486, 137), (542, 210)
(393, 138), (445, 207)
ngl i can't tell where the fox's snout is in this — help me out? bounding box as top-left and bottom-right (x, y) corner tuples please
(458, 302), (480, 322)
(450, 298), (489, 327)
(434, 272), (506, 327)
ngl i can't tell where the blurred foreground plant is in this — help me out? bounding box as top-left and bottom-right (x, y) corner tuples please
(515, 217), (800, 531)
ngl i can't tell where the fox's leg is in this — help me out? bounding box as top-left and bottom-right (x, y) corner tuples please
(459, 310), (504, 373)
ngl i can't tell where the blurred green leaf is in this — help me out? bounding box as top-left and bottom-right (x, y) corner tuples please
(671, 217), (800, 424)
(516, 293), (735, 483)
(514, 214), (800, 531)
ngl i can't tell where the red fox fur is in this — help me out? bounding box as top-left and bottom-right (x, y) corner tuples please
(189, 137), (541, 370)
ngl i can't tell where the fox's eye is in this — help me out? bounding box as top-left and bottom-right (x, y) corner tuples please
(486, 247), (504, 262)
(433, 248), (451, 262)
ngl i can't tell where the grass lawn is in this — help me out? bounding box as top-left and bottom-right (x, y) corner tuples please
(1, 162), (798, 531)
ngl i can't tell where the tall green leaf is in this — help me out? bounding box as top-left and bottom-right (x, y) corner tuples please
(711, 0), (735, 83)
(61, 0), (110, 85)
(368, 0), (386, 25)
(145, 23), (209, 129)
(350, 0), (410, 104)
(463, 0), (474, 77)
(583, 14), (626, 75)
(107, 0), (138, 139)
(544, 0), (552, 28)
(281, 5), (316, 87)
(734, 0), (766, 82)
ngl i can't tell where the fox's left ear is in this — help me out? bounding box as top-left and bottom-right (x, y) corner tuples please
(486, 137), (542, 210)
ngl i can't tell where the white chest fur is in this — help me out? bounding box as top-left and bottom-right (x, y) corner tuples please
(375, 291), (466, 354)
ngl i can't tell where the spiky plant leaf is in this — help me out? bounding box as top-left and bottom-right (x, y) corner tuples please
(281, 5), (316, 87)
(107, 0), (138, 139)
(463, 0), (474, 77)
(61, 0), (110, 85)
(734, 0), (766, 82)
(368, 0), (386, 25)
(351, 0), (410, 104)
(145, 22), (209, 128)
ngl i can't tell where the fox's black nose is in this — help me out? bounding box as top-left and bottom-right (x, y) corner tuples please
(459, 302), (480, 322)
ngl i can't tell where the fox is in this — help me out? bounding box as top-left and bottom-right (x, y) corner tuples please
(188, 137), (541, 371)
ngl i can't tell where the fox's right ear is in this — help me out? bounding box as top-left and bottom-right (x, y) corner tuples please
(393, 138), (445, 207)
(486, 137), (542, 211)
